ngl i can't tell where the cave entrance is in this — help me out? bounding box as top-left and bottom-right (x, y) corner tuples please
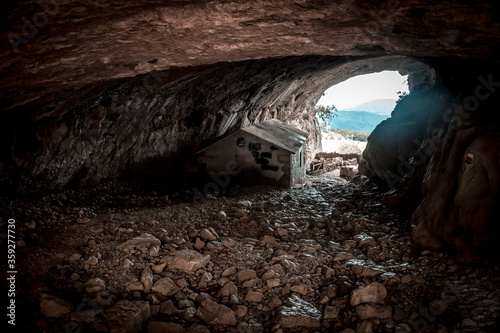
(316, 70), (409, 154)
(311, 70), (409, 179)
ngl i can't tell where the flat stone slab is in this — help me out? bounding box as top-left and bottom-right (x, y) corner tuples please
(346, 259), (386, 277)
(275, 295), (321, 328)
(117, 234), (161, 252)
(164, 250), (211, 274)
(196, 297), (236, 325)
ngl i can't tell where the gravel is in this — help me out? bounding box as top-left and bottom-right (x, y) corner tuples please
(2, 177), (499, 332)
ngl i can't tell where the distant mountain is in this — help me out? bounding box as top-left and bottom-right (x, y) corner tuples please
(341, 99), (397, 116)
(323, 111), (389, 132)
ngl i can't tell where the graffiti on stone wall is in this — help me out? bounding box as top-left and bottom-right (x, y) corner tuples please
(249, 142), (280, 172)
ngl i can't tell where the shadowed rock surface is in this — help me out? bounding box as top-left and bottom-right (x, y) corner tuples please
(1, 0), (500, 332)
(2, 179), (499, 332)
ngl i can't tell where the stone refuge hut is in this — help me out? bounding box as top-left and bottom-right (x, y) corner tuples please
(197, 119), (308, 187)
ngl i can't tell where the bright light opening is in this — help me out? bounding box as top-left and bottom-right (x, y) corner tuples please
(317, 71), (409, 111)
(316, 71), (409, 154)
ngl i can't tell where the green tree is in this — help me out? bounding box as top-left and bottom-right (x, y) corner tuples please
(314, 104), (337, 122)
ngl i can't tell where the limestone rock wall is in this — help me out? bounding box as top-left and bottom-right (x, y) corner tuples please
(1, 0), (500, 258)
(360, 61), (500, 259)
(0, 55), (430, 192)
(2, 0), (498, 110)
(0, 56), (334, 191)
(411, 65), (500, 259)
(359, 86), (452, 188)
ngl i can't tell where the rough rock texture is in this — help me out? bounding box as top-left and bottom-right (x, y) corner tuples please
(148, 322), (186, 333)
(39, 294), (73, 318)
(4, 178), (500, 332)
(117, 234), (161, 252)
(362, 61), (500, 259)
(355, 303), (392, 320)
(165, 250), (211, 274)
(275, 295), (322, 328)
(409, 64), (500, 259)
(359, 85), (453, 188)
(1, 0), (495, 104)
(0, 55), (430, 192)
(1, 0), (500, 258)
(151, 277), (180, 297)
(196, 296), (237, 326)
(350, 282), (387, 306)
(97, 300), (151, 333)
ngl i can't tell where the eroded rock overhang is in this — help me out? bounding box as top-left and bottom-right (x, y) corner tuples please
(1, 0), (500, 258)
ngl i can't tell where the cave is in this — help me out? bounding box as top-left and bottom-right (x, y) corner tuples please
(1, 0), (500, 332)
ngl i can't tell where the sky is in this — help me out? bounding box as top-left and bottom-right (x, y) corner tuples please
(317, 71), (409, 110)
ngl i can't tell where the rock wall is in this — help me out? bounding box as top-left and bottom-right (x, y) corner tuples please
(359, 85), (452, 188)
(0, 56), (333, 192)
(1, 0), (500, 258)
(360, 60), (500, 259)
(411, 64), (500, 260)
(1, 0), (497, 109)
(0, 55), (431, 192)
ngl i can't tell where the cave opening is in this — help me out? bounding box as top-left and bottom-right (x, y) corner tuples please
(308, 62), (430, 181)
(321, 71), (406, 157)
(1, 0), (500, 330)
(316, 70), (409, 140)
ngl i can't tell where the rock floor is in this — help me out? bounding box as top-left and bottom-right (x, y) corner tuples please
(1, 176), (499, 333)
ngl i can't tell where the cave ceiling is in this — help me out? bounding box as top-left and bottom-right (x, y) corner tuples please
(1, 0), (499, 110)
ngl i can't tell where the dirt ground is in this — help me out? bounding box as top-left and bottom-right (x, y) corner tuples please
(1, 176), (499, 333)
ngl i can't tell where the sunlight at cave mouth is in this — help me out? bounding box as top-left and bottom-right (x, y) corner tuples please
(317, 70), (409, 111)
(315, 71), (409, 156)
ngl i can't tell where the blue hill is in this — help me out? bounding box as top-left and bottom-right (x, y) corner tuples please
(341, 99), (397, 116)
(323, 111), (389, 132)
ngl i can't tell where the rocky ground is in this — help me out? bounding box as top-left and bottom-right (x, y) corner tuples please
(1, 176), (499, 333)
